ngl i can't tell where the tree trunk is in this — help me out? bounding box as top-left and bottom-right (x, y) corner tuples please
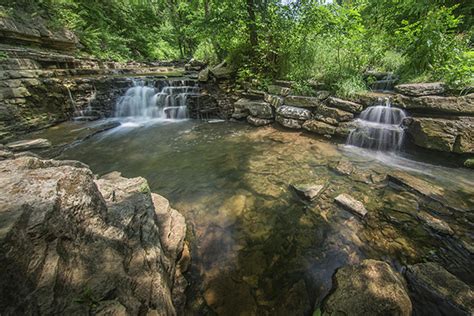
(246, 0), (258, 47)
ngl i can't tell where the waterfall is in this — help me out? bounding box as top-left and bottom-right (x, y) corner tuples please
(115, 79), (199, 120)
(346, 99), (406, 151)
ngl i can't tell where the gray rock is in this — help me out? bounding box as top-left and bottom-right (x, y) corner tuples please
(334, 193), (368, 217)
(314, 104), (353, 123)
(396, 93), (474, 115)
(276, 105), (312, 120)
(247, 115), (273, 126)
(210, 61), (233, 79)
(267, 84), (291, 96)
(406, 262), (474, 316)
(417, 211), (454, 235)
(0, 157), (187, 315)
(198, 67), (210, 82)
(403, 117), (474, 154)
(276, 115), (304, 129)
(291, 183), (325, 201)
(323, 260), (412, 316)
(233, 98), (273, 119)
(6, 138), (52, 151)
(326, 97), (363, 113)
(395, 82), (446, 96)
(285, 94), (327, 108)
(302, 120), (336, 135)
(264, 93), (284, 107)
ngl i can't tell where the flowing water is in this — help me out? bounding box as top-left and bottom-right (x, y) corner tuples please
(47, 119), (474, 315)
(115, 79), (200, 120)
(347, 98), (406, 151)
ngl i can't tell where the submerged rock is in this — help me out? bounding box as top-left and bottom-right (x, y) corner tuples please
(322, 260), (412, 316)
(334, 193), (368, 217)
(0, 156), (187, 315)
(6, 138), (52, 151)
(291, 183), (325, 201)
(395, 82), (446, 96)
(417, 211), (454, 236)
(405, 262), (474, 316)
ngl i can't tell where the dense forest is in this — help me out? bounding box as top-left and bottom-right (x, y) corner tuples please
(1, 0), (473, 95)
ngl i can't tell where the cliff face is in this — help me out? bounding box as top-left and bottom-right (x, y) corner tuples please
(0, 156), (188, 315)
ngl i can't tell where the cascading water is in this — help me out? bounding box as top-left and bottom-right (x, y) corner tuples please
(346, 98), (406, 151)
(115, 79), (200, 120)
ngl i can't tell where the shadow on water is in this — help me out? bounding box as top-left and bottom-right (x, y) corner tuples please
(56, 120), (474, 315)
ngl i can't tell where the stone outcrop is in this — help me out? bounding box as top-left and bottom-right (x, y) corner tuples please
(394, 82), (446, 97)
(0, 156), (187, 315)
(402, 117), (474, 154)
(405, 262), (474, 316)
(322, 260), (412, 316)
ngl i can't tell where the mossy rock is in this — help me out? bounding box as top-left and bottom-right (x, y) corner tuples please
(464, 158), (474, 169)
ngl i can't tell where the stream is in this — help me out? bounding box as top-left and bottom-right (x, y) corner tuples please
(32, 118), (473, 315)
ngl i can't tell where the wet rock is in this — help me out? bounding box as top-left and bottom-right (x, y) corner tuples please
(275, 280), (311, 316)
(417, 211), (454, 236)
(334, 193), (368, 217)
(276, 115), (305, 129)
(302, 120), (336, 136)
(403, 117), (474, 154)
(464, 158), (474, 169)
(314, 104), (354, 123)
(285, 94), (328, 108)
(388, 171), (444, 201)
(326, 97), (363, 113)
(335, 121), (357, 137)
(0, 157), (186, 315)
(291, 183), (325, 201)
(323, 260), (412, 316)
(6, 138), (52, 151)
(247, 116), (273, 126)
(395, 82), (446, 96)
(267, 84), (291, 96)
(276, 105), (312, 120)
(330, 160), (354, 175)
(405, 262), (474, 316)
(395, 93), (474, 115)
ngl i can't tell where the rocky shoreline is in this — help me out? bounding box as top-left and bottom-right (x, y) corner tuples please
(0, 154), (188, 315)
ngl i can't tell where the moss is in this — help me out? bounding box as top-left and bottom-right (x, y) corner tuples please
(139, 182), (150, 194)
(464, 158), (474, 169)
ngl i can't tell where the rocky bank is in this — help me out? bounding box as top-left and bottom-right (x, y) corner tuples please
(0, 155), (188, 315)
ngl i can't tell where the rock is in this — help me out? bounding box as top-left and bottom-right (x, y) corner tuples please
(275, 280), (311, 316)
(416, 211), (454, 235)
(326, 97), (363, 113)
(210, 61), (233, 79)
(247, 116), (273, 127)
(464, 158), (474, 169)
(323, 260), (412, 316)
(0, 157), (186, 315)
(331, 160), (354, 175)
(395, 93), (474, 115)
(302, 120), (336, 135)
(388, 171), (444, 199)
(403, 117), (474, 154)
(335, 121), (357, 137)
(276, 105), (312, 120)
(285, 94), (327, 108)
(405, 262), (474, 316)
(276, 115), (305, 129)
(267, 84), (291, 96)
(314, 104), (353, 123)
(6, 138), (52, 151)
(264, 93), (284, 107)
(291, 183), (325, 201)
(334, 193), (368, 217)
(0, 149), (14, 160)
(233, 99), (273, 119)
(198, 67), (210, 82)
(395, 82), (446, 96)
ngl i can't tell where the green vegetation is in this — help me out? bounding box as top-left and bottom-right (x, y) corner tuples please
(3, 0), (473, 93)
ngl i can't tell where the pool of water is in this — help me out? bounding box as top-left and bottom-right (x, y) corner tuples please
(51, 119), (473, 315)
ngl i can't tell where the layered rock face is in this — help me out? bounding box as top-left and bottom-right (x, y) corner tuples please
(0, 156), (187, 315)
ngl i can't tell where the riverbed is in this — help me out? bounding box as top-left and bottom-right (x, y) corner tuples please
(36, 119), (474, 314)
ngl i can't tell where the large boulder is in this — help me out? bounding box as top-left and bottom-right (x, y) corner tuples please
(233, 99), (273, 119)
(314, 104), (353, 124)
(395, 93), (474, 115)
(276, 115), (305, 129)
(326, 97), (363, 114)
(394, 82), (446, 96)
(0, 157), (187, 315)
(405, 262), (474, 316)
(276, 105), (312, 120)
(302, 120), (336, 136)
(322, 260), (412, 316)
(403, 117), (474, 154)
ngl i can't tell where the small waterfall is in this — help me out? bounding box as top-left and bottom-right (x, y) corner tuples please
(347, 99), (406, 151)
(115, 79), (199, 120)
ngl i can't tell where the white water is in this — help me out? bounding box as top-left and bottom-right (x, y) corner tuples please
(347, 99), (406, 151)
(115, 79), (199, 121)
